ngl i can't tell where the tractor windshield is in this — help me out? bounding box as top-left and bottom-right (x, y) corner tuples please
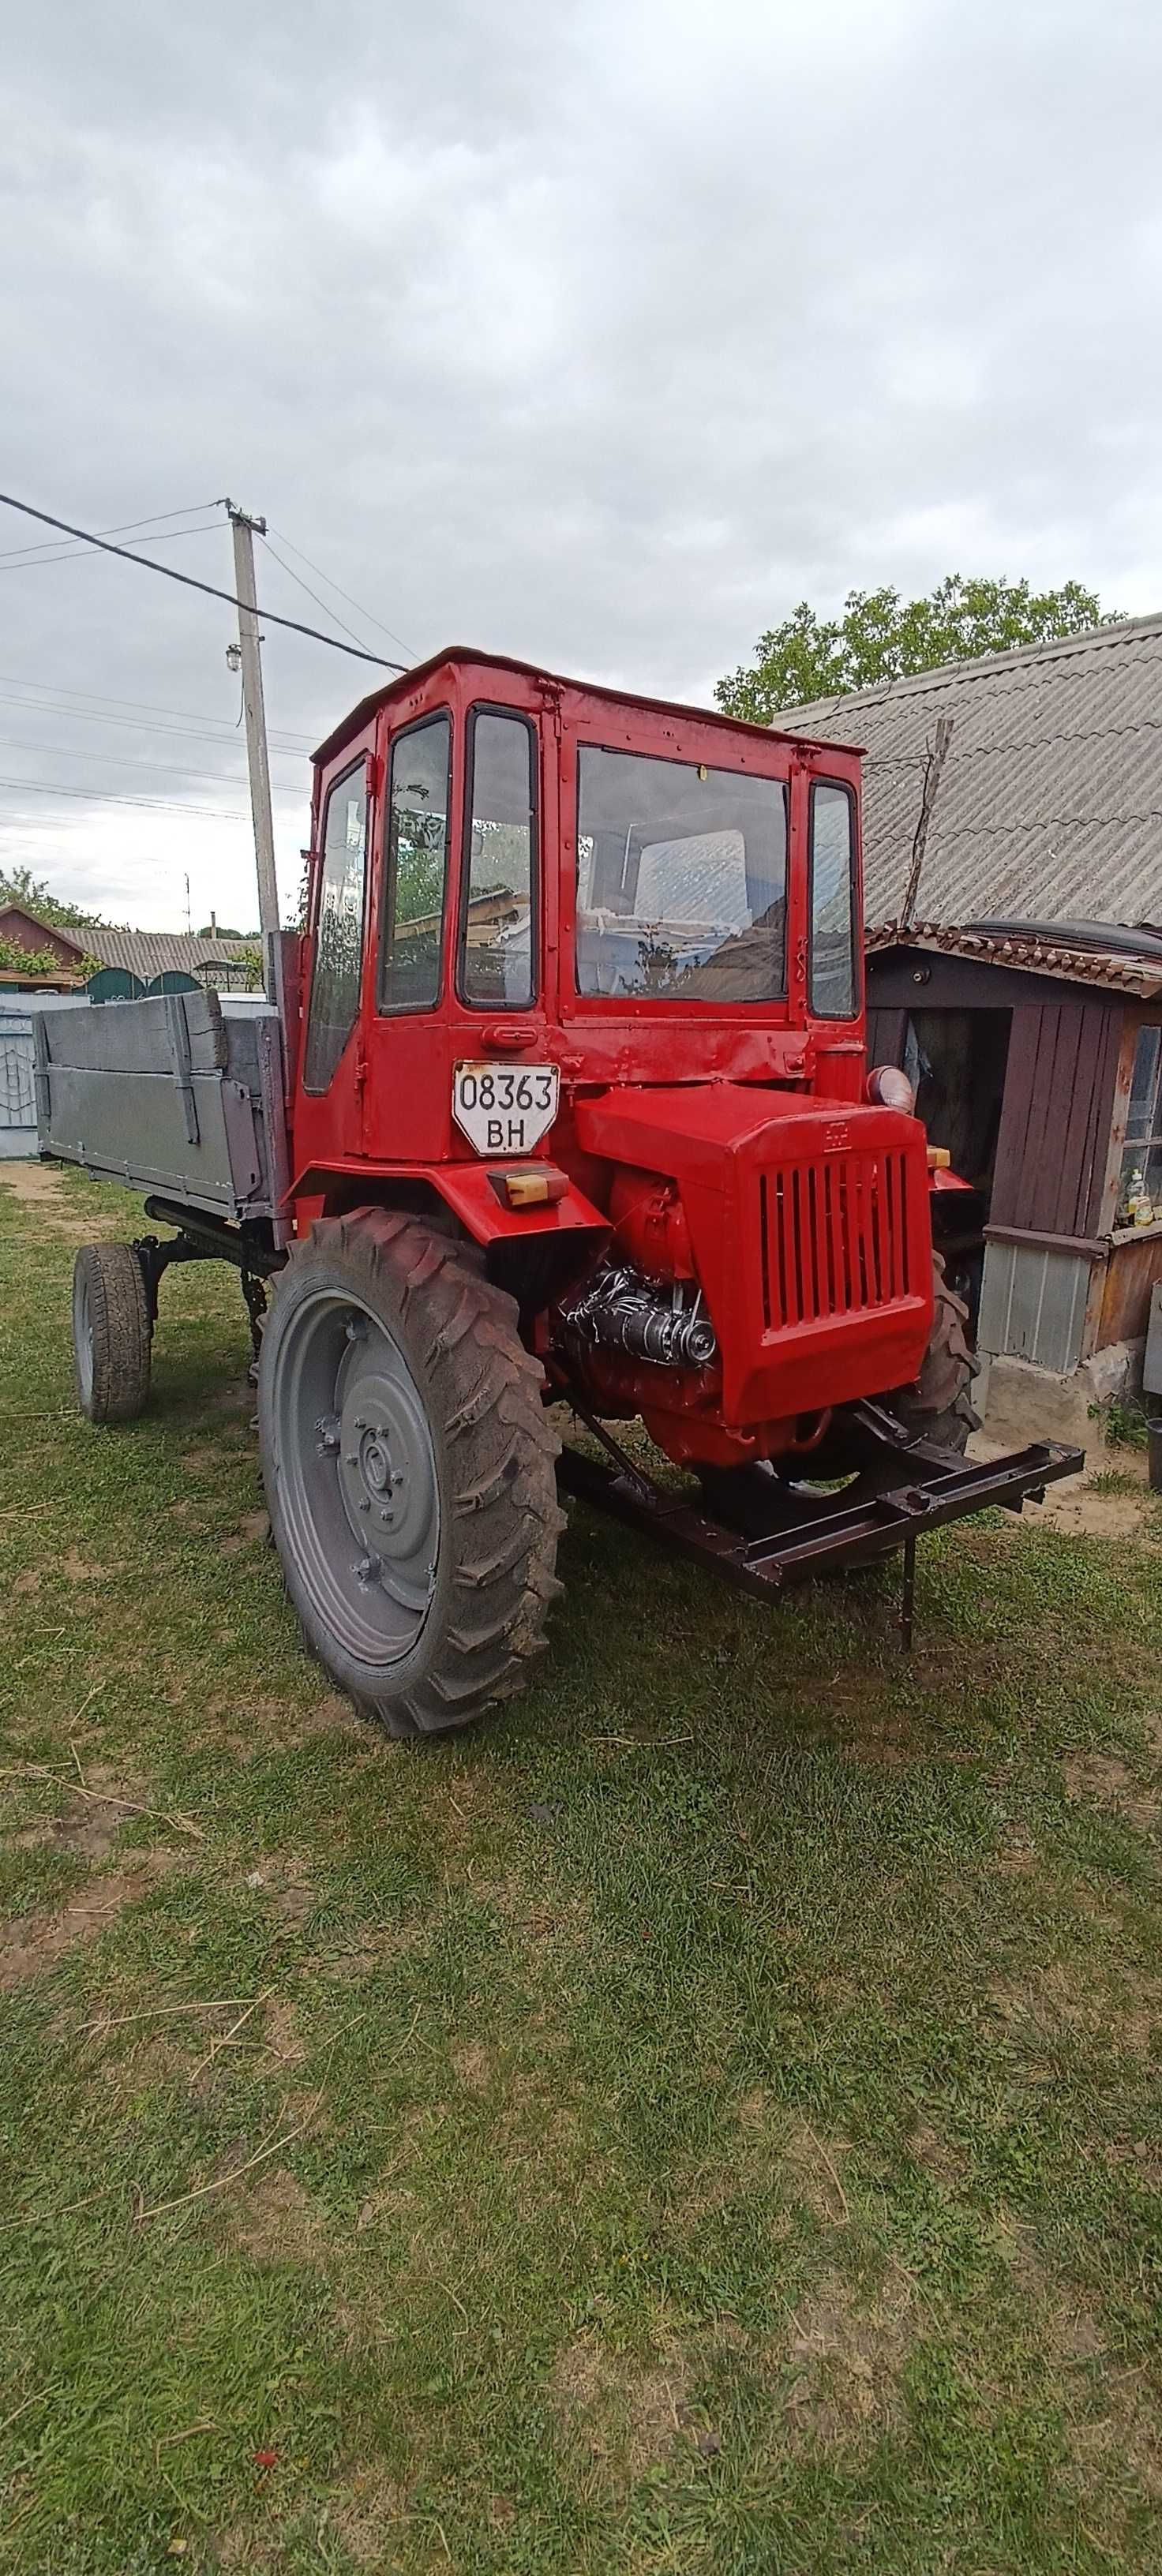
(575, 745), (787, 1002)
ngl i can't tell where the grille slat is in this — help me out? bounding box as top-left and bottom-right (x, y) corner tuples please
(759, 1148), (914, 1332)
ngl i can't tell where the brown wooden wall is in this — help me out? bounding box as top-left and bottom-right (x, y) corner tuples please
(989, 1000), (1120, 1239)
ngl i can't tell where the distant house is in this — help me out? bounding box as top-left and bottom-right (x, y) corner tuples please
(0, 905), (88, 981)
(0, 907), (255, 991)
(777, 614), (1162, 1436)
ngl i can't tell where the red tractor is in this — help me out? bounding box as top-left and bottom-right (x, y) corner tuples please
(41, 649), (1078, 1737)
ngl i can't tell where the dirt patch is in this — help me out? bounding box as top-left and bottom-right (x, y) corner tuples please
(1023, 1468), (1156, 1544)
(12, 1768), (145, 1866)
(908, 2120), (969, 2188)
(991, 1958), (1162, 2056)
(450, 2040), (490, 2092)
(1064, 1752), (1159, 1833)
(13, 1568), (42, 1597)
(219, 1511), (271, 1556)
(60, 1548), (116, 1582)
(0, 1162), (114, 1242)
(331, 2475), (410, 2565)
(0, 1850), (174, 1987)
(261, 1998), (306, 2071)
(551, 2331), (691, 2486)
(778, 2267), (916, 2453)
(238, 1855), (314, 1923)
(225, 2165), (324, 2264)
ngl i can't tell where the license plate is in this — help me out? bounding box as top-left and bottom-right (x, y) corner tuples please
(452, 1061), (560, 1156)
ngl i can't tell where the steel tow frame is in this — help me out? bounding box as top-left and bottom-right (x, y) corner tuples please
(557, 1406), (1084, 1648)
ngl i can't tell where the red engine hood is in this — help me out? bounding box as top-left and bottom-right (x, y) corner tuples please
(574, 1084), (934, 1427)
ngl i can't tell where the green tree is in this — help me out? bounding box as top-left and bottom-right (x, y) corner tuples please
(0, 864), (114, 930)
(715, 575), (1117, 724)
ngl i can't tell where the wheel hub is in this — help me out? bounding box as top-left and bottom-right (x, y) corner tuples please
(337, 1365), (430, 1554)
(272, 1287), (440, 1667)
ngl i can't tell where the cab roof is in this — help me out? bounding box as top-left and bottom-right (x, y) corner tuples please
(311, 645), (862, 769)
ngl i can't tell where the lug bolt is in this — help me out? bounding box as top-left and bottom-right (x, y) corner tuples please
(390, 1469), (404, 1488)
(357, 1497), (370, 1512)
(354, 1551), (380, 1582)
(344, 1452), (357, 1467)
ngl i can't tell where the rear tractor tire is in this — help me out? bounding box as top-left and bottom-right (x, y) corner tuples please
(71, 1242), (152, 1425)
(257, 1209), (565, 1741)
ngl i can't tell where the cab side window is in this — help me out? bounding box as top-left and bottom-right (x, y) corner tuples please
(379, 714), (452, 1013)
(460, 710), (535, 1007)
(302, 762), (368, 1092)
(809, 781), (858, 1019)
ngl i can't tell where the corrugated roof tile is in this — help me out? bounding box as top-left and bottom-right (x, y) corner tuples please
(775, 612), (1162, 927)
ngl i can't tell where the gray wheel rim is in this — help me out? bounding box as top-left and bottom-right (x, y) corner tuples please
(272, 1286), (440, 1667)
(73, 1264), (94, 1409)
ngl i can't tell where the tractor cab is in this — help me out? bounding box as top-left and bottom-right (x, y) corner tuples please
(294, 648), (868, 1196)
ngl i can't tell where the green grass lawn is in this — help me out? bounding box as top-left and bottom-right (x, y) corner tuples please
(2, 1162), (1160, 2575)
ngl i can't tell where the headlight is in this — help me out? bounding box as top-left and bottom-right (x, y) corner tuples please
(866, 1064), (916, 1111)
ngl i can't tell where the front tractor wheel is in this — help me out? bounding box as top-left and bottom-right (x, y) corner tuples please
(258, 1211), (564, 1740)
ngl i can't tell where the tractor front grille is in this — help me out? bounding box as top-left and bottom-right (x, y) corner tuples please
(758, 1148), (913, 1332)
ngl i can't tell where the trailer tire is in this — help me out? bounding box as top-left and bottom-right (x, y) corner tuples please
(258, 1209), (564, 1740)
(72, 1243), (152, 1425)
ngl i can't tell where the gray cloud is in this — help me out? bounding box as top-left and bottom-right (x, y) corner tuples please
(1, 0), (1159, 927)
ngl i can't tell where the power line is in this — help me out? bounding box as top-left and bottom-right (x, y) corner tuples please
(266, 525), (415, 660)
(0, 692), (305, 764)
(0, 519), (225, 578)
(0, 494), (407, 672)
(0, 500), (227, 568)
(0, 735), (305, 796)
(0, 675), (315, 750)
(0, 775), (256, 822)
(260, 534), (387, 658)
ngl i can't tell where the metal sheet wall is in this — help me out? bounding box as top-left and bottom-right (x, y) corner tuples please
(976, 1237), (1095, 1373)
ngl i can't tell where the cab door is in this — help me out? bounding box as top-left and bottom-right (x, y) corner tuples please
(293, 724), (377, 1174)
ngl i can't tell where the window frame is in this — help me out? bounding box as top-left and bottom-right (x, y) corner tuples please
(376, 709), (454, 1018)
(302, 754), (370, 1096)
(808, 776), (860, 1023)
(456, 702), (539, 1011)
(573, 738), (789, 1007)
(1115, 1022), (1162, 1224)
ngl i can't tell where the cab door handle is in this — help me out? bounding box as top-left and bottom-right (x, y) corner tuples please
(482, 1024), (538, 1054)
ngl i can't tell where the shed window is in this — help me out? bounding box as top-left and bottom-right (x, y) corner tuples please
(1117, 1024), (1162, 1224)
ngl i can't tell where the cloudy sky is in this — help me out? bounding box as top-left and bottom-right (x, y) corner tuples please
(2, 0), (1160, 933)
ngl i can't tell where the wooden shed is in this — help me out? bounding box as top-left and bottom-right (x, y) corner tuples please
(866, 922), (1162, 1432)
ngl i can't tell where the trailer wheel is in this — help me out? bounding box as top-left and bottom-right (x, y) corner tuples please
(258, 1209), (564, 1739)
(72, 1243), (152, 1425)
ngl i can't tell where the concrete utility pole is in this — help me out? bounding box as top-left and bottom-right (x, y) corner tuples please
(225, 502), (279, 945)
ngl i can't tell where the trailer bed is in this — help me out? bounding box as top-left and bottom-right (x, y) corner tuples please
(35, 987), (289, 1228)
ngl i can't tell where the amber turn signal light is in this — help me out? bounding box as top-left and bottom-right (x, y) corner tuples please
(499, 1166), (570, 1209)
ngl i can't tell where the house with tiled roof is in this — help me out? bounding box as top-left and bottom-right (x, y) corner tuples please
(0, 908), (254, 990)
(775, 616), (1162, 1437)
